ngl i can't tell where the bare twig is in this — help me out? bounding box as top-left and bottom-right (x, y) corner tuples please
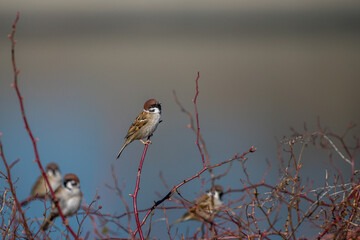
(192, 72), (207, 168)
(323, 135), (351, 165)
(77, 193), (100, 237)
(8, 12), (79, 239)
(0, 135), (32, 239)
(108, 165), (132, 235)
(130, 142), (150, 240)
(134, 146), (256, 235)
(0, 190), (7, 213)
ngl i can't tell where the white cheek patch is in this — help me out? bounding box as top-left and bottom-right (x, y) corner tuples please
(66, 181), (77, 190)
(67, 181), (72, 189)
(207, 191), (220, 201)
(149, 107), (160, 114)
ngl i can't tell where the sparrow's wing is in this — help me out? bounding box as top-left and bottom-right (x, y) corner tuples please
(125, 111), (149, 139)
(31, 175), (45, 196)
(197, 194), (212, 209)
(54, 185), (63, 196)
(171, 194), (212, 227)
(189, 194), (211, 213)
(50, 186), (65, 210)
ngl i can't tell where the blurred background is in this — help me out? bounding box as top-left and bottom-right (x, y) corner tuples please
(0, 0), (359, 238)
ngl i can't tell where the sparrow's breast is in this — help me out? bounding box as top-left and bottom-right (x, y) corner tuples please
(138, 113), (161, 139)
(63, 194), (82, 216)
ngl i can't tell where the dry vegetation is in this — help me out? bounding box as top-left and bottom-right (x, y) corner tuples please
(1, 13), (359, 240)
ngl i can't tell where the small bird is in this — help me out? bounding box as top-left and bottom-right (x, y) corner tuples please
(21, 163), (62, 206)
(170, 185), (224, 228)
(116, 99), (162, 159)
(41, 173), (83, 231)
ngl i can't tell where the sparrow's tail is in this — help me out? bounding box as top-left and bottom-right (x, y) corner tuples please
(116, 141), (129, 159)
(20, 197), (30, 206)
(169, 212), (191, 229)
(169, 218), (182, 229)
(41, 213), (57, 231)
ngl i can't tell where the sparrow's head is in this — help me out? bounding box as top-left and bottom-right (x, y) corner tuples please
(45, 163), (61, 178)
(210, 185), (224, 200)
(63, 173), (80, 191)
(144, 99), (161, 114)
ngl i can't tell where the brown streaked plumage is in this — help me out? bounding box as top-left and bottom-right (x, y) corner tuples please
(41, 173), (83, 231)
(116, 99), (162, 159)
(170, 185), (224, 228)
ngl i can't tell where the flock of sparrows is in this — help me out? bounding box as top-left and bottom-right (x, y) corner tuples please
(24, 99), (224, 231)
(21, 163), (82, 231)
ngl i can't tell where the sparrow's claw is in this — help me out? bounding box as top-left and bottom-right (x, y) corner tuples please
(140, 139), (152, 145)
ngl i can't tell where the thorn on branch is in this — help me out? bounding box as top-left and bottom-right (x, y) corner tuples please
(9, 158), (20, 169)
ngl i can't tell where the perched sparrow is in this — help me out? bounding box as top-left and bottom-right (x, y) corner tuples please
(116, 99), (162, 159)
(41, 173), (83, 231)
(171, 185), (224, 228)
(21, 163), (62, 206)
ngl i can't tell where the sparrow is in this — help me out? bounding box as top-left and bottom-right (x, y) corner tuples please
(170, 185), (224, 228)
(41, 173), (83, 231)
(116, 99), (162, 159)
(21, 163), (62, 206)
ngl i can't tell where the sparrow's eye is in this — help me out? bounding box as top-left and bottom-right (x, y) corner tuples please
(65, 180), (78, 189)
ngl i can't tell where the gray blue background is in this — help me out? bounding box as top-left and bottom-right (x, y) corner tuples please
(0, 1), (359, 238)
